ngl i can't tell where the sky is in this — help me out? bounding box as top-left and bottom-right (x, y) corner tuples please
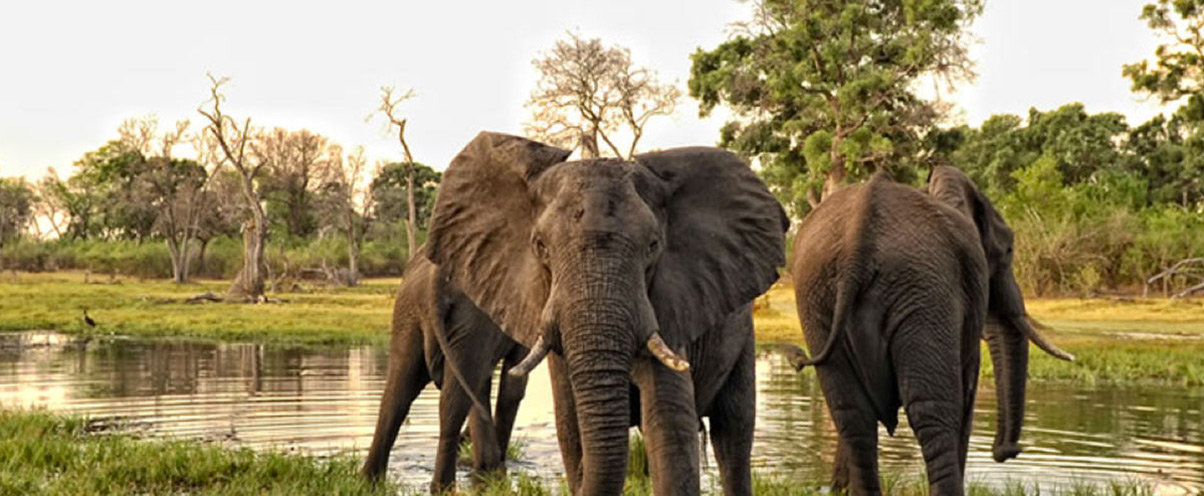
(0, 0), (1173, 180)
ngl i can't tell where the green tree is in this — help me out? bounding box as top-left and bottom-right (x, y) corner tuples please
(1124, 0), (1204, 205)
(689, 0), (982, 214)
(370, 161), (440, 234)
(0, 177), (34, 269)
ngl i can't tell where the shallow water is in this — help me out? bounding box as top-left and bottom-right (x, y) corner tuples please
(0, 331), (1199, 494)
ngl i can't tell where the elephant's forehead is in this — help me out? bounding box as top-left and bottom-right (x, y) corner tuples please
(542, 160), (638, 196)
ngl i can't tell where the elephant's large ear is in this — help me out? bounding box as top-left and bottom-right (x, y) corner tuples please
(635, 148), (789, 345)
(426, 132), (571, 347)
(927, 166), (1009, 267)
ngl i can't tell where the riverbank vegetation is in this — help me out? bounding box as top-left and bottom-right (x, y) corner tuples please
(0, 409), (1159, 496)
(0, 409), (395, 495)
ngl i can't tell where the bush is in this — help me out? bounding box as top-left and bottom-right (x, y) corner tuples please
(0, 236), (413, 281)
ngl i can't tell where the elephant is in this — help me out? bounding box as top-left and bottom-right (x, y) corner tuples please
(423, 132), (788, 496)
(787, 167), (1074, 496)
(361, 254), (530, 494)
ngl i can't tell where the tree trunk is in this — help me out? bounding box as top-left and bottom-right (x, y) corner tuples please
(823, 133), (847, 200)
(166, 237), (185, 284)
(405, 163), (417, 260)
(197, 238), (210, 277)
(226, 211), (267, 302)
(347, 231), (360, 287)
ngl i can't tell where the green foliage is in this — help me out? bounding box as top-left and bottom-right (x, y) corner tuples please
(689, 0), (982, 214)
(935, 102), (1204, 296)
(0, 409), (396, 496)
(0, 177), (34, 249)
(370, 161), (441, 231)
(0, 235), (412, 280)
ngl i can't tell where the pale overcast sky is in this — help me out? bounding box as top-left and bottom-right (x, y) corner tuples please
(0, 0), (1172, 180)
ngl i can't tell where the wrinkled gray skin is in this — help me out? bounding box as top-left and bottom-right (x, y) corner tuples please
(789, 167), (1073, 496)
(361, 255), (529, 494)
(426, 132), (788, 496)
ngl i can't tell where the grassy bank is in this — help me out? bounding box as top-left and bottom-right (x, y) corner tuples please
(2, 271), (1202, 385)
(0, 409), (1156, 496)
(0, 271), (397, 346)
(0, 409), (395, 495)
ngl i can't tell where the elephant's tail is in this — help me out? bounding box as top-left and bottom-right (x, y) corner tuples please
(432, 279), (495, 425)
(791, 281), (853, 369)
(792, 177), (879, 371)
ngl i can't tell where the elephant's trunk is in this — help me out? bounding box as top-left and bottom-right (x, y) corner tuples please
(985, 316), (1027, 462)
(554, 248), (649, 496)
(986, 268), (1069, 462)
(563, 314), (636, 496)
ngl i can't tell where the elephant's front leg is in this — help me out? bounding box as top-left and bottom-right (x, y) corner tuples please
(633, 355), (700, 496)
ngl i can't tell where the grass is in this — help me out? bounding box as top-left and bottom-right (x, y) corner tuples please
(2, 270), (1203, 384)
(0, 408), (396, 496)
(0, 409), (1164, 496)
(0, 271), (397, 346)
(458, 437), (528, 468)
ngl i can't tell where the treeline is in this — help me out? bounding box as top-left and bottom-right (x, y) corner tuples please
(932, 103), (1203, 296)
(0, 118), (440, 284)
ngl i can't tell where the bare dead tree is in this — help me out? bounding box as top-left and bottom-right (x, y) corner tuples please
(1145, 257), (1204, 298)
(525, 32), (681, 159)
(373, 86), (419, 258)
(197, 74), (267, 302)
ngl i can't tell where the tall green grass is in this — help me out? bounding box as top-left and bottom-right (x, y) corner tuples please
(0, 409), (395, 496)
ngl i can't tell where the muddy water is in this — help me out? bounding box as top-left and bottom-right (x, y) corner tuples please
(0, 331), (1199, 494)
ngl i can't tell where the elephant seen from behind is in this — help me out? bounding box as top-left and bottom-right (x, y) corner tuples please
(789, 167), (1074, 496)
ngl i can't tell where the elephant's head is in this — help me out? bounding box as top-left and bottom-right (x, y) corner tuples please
(427, 132), (786, 494)
(927, 165), (1074, 463)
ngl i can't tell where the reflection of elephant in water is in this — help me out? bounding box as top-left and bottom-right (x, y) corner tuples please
(789, 167), (1074, 496)
(361, 255), (529, 493)
(425, 132), (788, 495)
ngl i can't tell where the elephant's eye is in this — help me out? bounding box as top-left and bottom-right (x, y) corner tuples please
(534, 238), (549, 260)
(648, 239), (660, 255)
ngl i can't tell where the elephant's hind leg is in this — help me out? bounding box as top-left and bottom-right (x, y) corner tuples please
(806, 317), (881, 495)
(362, 318), (431, 480)
(707, 335), (755, 496)
(431, 369), (483, 494)
(893, 312), (966, 496)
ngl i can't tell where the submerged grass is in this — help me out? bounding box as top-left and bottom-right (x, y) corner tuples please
(0, 408), (395, 496)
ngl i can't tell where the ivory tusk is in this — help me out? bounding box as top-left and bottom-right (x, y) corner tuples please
(1024, 316), (1076, 362)
(647, 332), (690, 372)
(508, 336), (550, 377)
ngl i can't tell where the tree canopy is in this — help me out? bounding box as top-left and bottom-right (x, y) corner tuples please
(689, 0), (982, 214)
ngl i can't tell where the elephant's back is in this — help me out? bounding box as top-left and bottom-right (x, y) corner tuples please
(790, 176), (983, 305)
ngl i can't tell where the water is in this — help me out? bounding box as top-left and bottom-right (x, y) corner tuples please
(0, 331), (1200, 494)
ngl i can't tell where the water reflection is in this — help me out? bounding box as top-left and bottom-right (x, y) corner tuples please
(0, 331), (1199, 494)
